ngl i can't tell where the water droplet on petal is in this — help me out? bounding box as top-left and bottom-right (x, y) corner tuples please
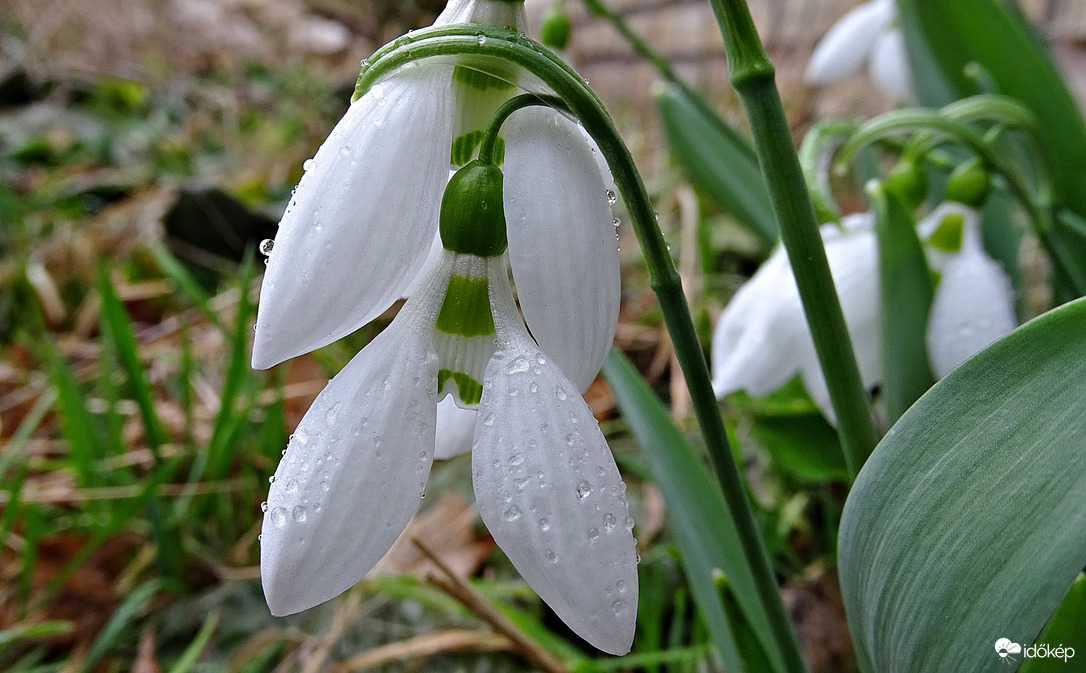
(292, 506), (307, 522)
(505, 356), (530, 374)
(529, 382), (538, 393)
(503, 505), (522, 521)
(324, 402), (341, 426)
(483, 413), (496, 427)
(268, 475), (276, 484)
(545, 549), (557, 563)
(270, 507), (287, 527)
(606, 189), (617, 205)
(477, 35), (487, 45)
(576, 480), (593, 499)
(604, 513), (617, 530)
(539, 518), (551, 531)
(555, 386), (568, 401)
(588, 527), (600, 540)
(509, 453), (525, 466)
(513, 475), (532, 489)
(612, 599), (626, 613)
(260, 501), (269, 513)
(285, 479), (299, 494)
(612, 217), (621, 228)
(303, 158), (316, 172)
(320, 480), (330, 492)
(625, 516), (635, 530)
(295, 427), (309, 445)
(617, 580), (627, 592)
(259, 239), (275, 256)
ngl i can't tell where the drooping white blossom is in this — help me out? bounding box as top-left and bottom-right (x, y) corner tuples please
(252, 0), (636, 652)
(805, 0), (914, 101)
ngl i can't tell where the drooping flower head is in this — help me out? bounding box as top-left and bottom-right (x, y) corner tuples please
(805, 0), (914, 102)
(252, 0), (637, 654)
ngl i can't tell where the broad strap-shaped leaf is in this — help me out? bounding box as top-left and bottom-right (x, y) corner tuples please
(839, 297), (1086, 673)
(603, 349), (787, 673)
(655, 84), (777, 246)
(869, 182), (934, 422)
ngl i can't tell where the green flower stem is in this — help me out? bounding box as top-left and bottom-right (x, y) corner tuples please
(706, 0), (879, 481)
(478, 93), (566, 164)
(797, 120), (859, 225)
(357, 26), (805, 672)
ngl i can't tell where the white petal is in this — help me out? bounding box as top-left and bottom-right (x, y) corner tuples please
(435, 0), (528, 29)
(917, 202), (982, 272)
(869, 28), (915, 101)
(473, 340), (638, 654)
(260, 300), (441, 616)
(504, 107), (620, 392)
(805, 0), (895, 84)
(434, 397), (477, 460)
(477, 257), (637, 653)
(711, 248), (807, 398)
(926, 224), (1016, 378)
(252, 66), (454, 369)
(713, 216), (881, 424)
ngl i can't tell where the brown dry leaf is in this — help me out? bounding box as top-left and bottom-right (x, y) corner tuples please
(375, 493), (494, 579)
(131, 628), (163, 673)
(783, 566), (858, 673)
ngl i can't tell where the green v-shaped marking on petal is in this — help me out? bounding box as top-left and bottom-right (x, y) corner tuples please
(436, 274), (495, 337)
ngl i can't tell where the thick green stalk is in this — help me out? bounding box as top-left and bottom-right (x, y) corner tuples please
(706, 0), (879, 479)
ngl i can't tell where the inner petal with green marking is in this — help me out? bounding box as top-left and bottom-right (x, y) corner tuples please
(432, 253), (498, 409)
(450, 61), (517, 167)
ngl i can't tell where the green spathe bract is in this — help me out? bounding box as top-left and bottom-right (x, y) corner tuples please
(440, 160), (508, 257)
(839, 296), (1086, 673)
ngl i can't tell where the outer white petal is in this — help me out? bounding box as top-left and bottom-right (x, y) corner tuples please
(475, 258), (638, 654)
(712, 248), (808, 398)
(805, 0), (895, 84)
(434, 396), (478, 460)
(925, 225), (1016, 378)
(504, 107), (620, 392)
(869, 28), (915, 101)
(252, 66), (454, 369)
(260, 292), (442, 616)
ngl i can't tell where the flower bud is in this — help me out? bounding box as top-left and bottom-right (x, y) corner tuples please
(541, 5), (572, 51)
(884, 159), (928, 208)
(945, 158), (992, 209)
(440, 160), (509, 257)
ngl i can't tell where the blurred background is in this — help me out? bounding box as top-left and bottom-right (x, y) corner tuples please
(1, 0), (1084, 671)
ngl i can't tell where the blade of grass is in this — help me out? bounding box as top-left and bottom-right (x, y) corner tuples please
(75, 580), (162, 673)
(97, 267), (170, 455)
(167, 612), (219, 673)
(152, 245), (224, 330)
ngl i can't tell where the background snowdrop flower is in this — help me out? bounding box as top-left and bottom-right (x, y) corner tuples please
(805, 0), (915, 101)
(711, 214), (881, 423)
(923, 205), (1017, 377)
(255, 89), (636, 653)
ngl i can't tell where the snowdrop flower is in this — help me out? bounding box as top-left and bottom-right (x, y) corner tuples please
(251, 1), (636, 652)
(919, 203), (1017, 377)
(711, 214), (881, 423)
(805, 0), (914, 101)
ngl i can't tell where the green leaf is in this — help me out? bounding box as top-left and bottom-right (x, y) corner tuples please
(602, 349), (785, 673)
(166, 612), (219, 673)
(751, 411), (848, 483)
(869, 181), (935, 422)
(76, 580), (162, 673)
(897, 0), (1086, 230)
(655, 84), (777, 246)
(1019, 574), (1086, 673)
(839, 297), (1086, 673)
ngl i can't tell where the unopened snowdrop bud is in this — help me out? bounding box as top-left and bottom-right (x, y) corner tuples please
(440, 160), (509, 257)
(925, 212), (1016, 378)
(944, 158), (992, 209)
(884, 159), (928, 208)
(541, 4), (572, 50)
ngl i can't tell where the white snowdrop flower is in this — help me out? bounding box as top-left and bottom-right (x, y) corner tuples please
(252, 1), (635, 651)
(805, 0), (915, 101)
(923, 205), (1017, 378)
(711, 214), (881, 424)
